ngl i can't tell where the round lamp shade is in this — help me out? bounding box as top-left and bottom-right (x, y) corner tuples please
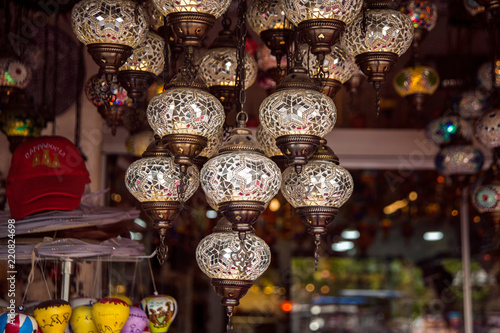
(120, 307), (148, 333)
(145, 296), (177, 333)
(196, 226), (271, 280)
(147, 87), (224, 139)
(71, 0), (148, 48)
(200, 151), (282, 210)
(472, 183), (500, 213)
(70, 306), (97, 333)
(425, 116), (472, 146)
(282, 0), (363, 26)
(33, 300), (72, 333)
(475, 109), (500, 149)
(119, 32), (165, 76)
(91, 299), (130, 333)
(458, 90), (488, 119)
(435, 145), (484, 175)
(281, 160), (354, 208)
(125, 156), (199, 202)
(256, 125), (282, 157)
(197, 48), (258, 88)
(247, 0), (291, 34)
(301, 44), (356, 84)
(393, 65), (440, 97)
(85, 74), (133, 108)
(401, 0), (438, 31)
(342, 8), (414, 57)
(151, 0), (231, 18)
(259, 87), (337, 138)
(0, 58), (32, 89)
(0, 312), (37, 333)
(198, 128), (224, 159)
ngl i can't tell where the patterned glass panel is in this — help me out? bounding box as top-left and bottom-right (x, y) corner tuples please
(475, 110), (500, 149)
(342, 9), (413, 57)
(247, 0), (292, 34)
(198, 48), (257, 88)
(125, 156), (199, 202)
(196, 230), (271, 280)
(199, 129), (224, 158)
(120, 32), (165, 76)
(256, 125), (282, 157)
(282, 0), (363, 26)
(281, 160), (353, 208)
(400, 0), (438, 31)
(200, 152), (282, 210)
(301, 44), (356, 84)
(435, 145), (484, 175)
(259, 88), (336, 138)
(71, 0), (148, 47)
(472, 184), (500, 213)
(147, 87), (225, 138)
(152, 0), (231, 19)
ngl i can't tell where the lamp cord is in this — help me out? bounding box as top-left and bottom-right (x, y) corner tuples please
(235, 0), (248, 128)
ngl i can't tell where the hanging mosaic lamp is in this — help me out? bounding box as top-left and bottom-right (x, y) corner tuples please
(196, 217), (271, 333)
(475, 109), (500, 150)
(71, 0), (149, 75)
(472, 156), (500, 230)
(425, 115), (472, 146)
(393, 65), (440, 111)
(300, 44), (357, 98)
(0, 57), (32, 102)
(282, 0), (363, 61)
(281, 140), (354, 269)
(125, 138), (199, 263)
(118, 32), (165, 101)
(259, 54), (337, 172)
(458, 90), (488, 119)
(400, 0), (438, 51)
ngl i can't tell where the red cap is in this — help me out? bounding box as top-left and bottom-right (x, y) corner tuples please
(6, 136), (90, 219)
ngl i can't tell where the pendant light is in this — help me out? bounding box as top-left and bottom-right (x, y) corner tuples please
(400, 0), (438, 53)
(259, 53), (337, 173)
(118, 32), (165, 101)
(125, 138), (199, 264)
(282, 0), (363, 61)
(342, 0), (414, 112)
(393, 64), (440, 111)
(281, 140), (353, 269)
(71, 0), (149, 75)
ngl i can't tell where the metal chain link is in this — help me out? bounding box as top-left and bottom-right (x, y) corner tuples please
(235, 0), (248, 127)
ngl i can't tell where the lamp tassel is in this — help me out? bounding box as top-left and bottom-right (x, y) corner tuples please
(157, 230), (168, 265)
(314, 234), (321, 271)
(226, 306), (234, 333)
(373, 81), (381, 117)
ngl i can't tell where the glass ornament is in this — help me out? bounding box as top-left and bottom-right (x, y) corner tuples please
(435, 145), (484, 175)
(281, 160), (354, 208)
(145, 296), (177, 333)
(247, 0), (292, 34)
(151, 0), (231, 18)
(85, 74), (133, 108)
(425, 116), (472, 146)
(200, 151), (282, 210)
(146, 87), (225, 139)
(121, 307), (148, 333)
(197, 48), (258, 88)
(126, 131), (155, 157)
(199, 128), (224, 159)
(475, 109), (500, 149)
(0, 312), (37, 333)
(196, 223), (271, 281)
(393, 65), (440, 97)
(71, 0), (148, 48)
(91, 299), (130, 333)
(282, 0), (363, 26)
(259, 87), (337, 138)
(400, 0), (438, 31)
(33, 300), (72, 333)
(125, 156), (199, 202)
(472, 183), (500, 213)
(70, 306), (97, 333)
(119, 32), (165, 76)
(342, 9), (414, 57)
(301, 44), (356, 84)
(458, 90), (488, 119)
(477, 62), (500, 93)
(256, 44), (288, 72)
(0, 58), (32, 89)
(256, 125), (282, 157)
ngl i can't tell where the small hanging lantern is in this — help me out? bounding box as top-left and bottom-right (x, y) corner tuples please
(400, 0), (438, 52)
(393, 65), (440, 111)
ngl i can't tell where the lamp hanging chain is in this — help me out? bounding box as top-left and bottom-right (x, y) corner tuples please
(235, 0), (248, 128)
